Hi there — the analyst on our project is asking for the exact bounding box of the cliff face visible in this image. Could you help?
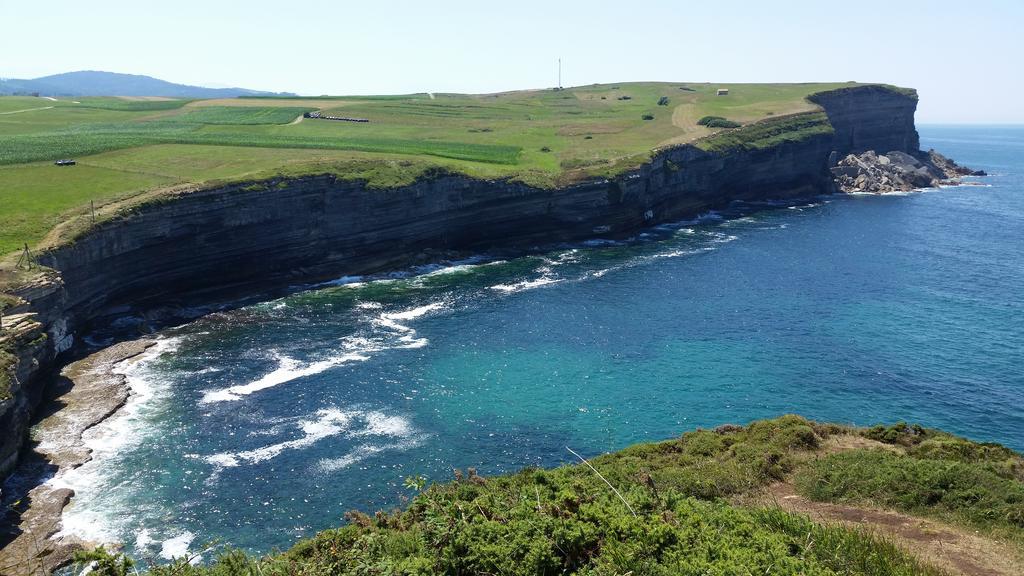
[40,136,836,329]
[0,85,921,479]
[810,85,920,156]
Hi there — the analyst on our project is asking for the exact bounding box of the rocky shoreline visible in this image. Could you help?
[0,339,155,575]
[830,149,985,194]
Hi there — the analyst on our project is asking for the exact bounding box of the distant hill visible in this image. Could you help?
[0,70,295,98]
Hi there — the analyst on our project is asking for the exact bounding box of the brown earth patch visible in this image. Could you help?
[762,483,1022,576]
[738,432,1023,576]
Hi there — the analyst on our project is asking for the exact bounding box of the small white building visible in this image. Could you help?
[716,88,730,96]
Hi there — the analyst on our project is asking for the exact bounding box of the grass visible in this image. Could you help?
[0,162,174,254]
[796,423,1024,544]
[73,416,961,576]
[0,82,909,258]
[69,98,193,112]
[696,111,833,153]
[0,348,14,400]
[166,106,314,125]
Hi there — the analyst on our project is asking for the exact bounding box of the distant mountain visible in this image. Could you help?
[0,71,295,98]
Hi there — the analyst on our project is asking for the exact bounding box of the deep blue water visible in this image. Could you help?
[55,125,1024,560]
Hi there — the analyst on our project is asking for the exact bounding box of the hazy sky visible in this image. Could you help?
[2,0,1021,122]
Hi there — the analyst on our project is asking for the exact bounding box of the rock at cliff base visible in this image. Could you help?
[831,149,984,194]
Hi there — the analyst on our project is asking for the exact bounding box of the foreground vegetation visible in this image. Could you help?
[0,82,882,256]
[798,422,1024,543]
[69,416,1023,575]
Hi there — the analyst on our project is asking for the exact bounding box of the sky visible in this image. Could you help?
[2,0,1021,123]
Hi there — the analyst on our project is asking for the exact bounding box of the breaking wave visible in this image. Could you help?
[205,408,418,468]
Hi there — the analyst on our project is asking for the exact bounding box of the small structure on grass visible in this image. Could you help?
[716,88,730,96]
[54,159,76,166]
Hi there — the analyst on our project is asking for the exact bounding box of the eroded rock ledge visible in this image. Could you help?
[0,340,155,575]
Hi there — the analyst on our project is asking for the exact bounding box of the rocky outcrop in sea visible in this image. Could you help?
[831,149,986,194]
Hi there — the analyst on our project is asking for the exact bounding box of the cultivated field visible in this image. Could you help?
[0,82,860,255]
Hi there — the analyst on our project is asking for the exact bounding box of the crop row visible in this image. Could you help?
[0,123,522,165]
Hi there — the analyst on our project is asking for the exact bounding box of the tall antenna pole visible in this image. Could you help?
[558,57,562,89]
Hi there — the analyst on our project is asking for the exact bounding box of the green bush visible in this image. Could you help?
[697,115,741,128]
[863,423,1024,481]
[120,497,940,576]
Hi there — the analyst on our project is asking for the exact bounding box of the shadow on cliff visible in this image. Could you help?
[0,373,74,548]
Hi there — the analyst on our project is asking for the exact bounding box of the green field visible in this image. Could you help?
[0,82,885,256]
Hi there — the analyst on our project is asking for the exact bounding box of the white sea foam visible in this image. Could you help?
[315,444,385,473]
[207,409,353,466]
[354,412,413,437]
[160,531,195,560]
[581,238,623,247]
[53,337,184,544]
[381,302,445,322]
[314,275,365,288]
[708,232,739,244]
[206,409,417,469]
[489,276,562,293]
[200,352,369,403]
[647,248,701,259]
[202,301,446,403]
[135,528,156,550]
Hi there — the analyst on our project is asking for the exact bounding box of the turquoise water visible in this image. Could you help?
[55,126,1024,560]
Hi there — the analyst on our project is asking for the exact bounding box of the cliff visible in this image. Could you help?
[0,85,922,481]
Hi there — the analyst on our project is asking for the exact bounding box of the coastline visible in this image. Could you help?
[1,175,991,573]
[0,339,155,575]
[0,85,974,572]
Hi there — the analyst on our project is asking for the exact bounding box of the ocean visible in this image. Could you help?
[47,125,1024,561]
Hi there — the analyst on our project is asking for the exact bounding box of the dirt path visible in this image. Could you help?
[743,435,1023,576]
[764,483,1021,576]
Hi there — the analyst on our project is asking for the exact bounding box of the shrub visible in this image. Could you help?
[697,111,833,153]
[697,115,741,128]
[641,114,654,121]
[540,146,551,152]
[657,96,670,106]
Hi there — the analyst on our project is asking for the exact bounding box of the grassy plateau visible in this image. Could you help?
[0,82,884,256]
[62,415,1022,576]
